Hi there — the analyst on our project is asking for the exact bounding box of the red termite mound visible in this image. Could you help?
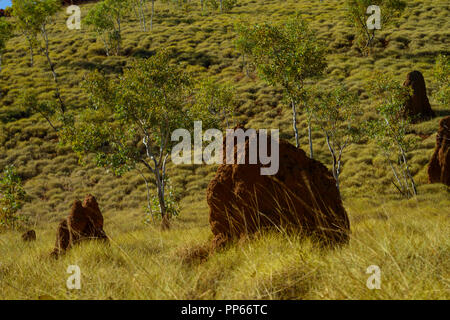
[51,194,107,257]
[206,130,350,249]
[428,116,450,186]
[403,70,435,121]
[22,230,36,242]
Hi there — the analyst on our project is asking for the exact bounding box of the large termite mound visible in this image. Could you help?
[207,130,350,249]
[428,116,450,186]
[403,70,435,121]
[51,194,107,257]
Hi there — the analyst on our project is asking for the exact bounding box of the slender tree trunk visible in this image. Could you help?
[325,133,340,194]
[0,54,2,73]
[400,147,417,196]
[155,170,169,230]
[139,170,154,222]
[41,26,65,114]
[116,17,121,55]
[140,0,147,32]
[291,100,299,148]
[25,36,34,67]
[101,35,110,56]
[242,54,249,77]
[151,0,155,31]
[142,135,170,230]
[307,115,314,158]
[219,0,223,12]
[23,26,35,67]
[388,158,405,194]
[133,3,139,26]
[39,111,58,132]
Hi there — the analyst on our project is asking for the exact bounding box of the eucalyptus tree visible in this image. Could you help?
[60,51,217,229]
[85,0,129,55]
[11,0,65,113]
[346,0,406,55]
[366,72,418,197]
[11,0,38,67]
[310,86,361,194]
[235,15,327,157]
[0,165,26,229]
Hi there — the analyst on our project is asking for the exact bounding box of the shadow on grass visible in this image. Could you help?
[70,60,124,74]
[435,109,450,118]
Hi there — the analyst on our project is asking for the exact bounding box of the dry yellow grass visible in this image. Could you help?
[0,193,448,300]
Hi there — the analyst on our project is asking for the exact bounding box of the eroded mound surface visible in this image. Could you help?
[51,194,107,257]
[403,70,435,121]
[428,116,450,186]
[207,132,350,249]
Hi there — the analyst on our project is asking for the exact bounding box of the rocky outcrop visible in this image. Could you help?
[428,116,450,186]
[207,132,350,249]
[403,70,435,121]
[51,194,107,257]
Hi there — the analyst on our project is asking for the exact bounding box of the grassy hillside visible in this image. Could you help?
[0,0,449,299]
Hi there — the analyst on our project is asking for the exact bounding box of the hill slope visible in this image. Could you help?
[0,0,449,299]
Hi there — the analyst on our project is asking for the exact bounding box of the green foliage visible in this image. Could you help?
[18,90,59,131]
[84,1,117,56]
[195,78,236,128]
[84,0,128,56]
[237,16,327,94]
[0,17,14,70]
[366,72,418,197]
[346,0,406,54]
[433,54,449,107]
[60,50,215,225]
[0,165,26,228]
[0,17,13,51]
[11,0,42,66]
[12,0,65,112]
[235,14,327,150]
[144,178,180,223]
[309,86,361,192]
[205,0,237,13]
[12,0,60,31]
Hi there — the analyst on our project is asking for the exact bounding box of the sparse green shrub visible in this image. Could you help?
[366,72,419,198]
[309,86,362,194]
[11,0,39,67]
[12,0,65,113]
[144,178,180,223]
[346,0,406,55]
[18,90,59,132]
[84,0,125,56]
[206,0,237,13]
[195,78,237,128]
[0,165,26,228]
[434,54,449,107]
